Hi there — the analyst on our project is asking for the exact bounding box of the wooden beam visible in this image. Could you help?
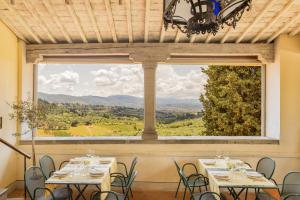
[22,0,57,43]
[84,0,102,43]
[42,0,72,43]
[125,0,133,43]
[205,34,213,43]
[0,13,28,43]
[66,3,88,43]
[235,0,277,43]
[174,29,181,43]
[144,0,151,43]
[267,12,300,43]
[220,27,232,43]
[26,43,275,64]
[159,25,165,43]
[251,0,295,43]
[104,0,118,43]
[1,0,42,44]
[289,24,300,36]
[189,35,196,43]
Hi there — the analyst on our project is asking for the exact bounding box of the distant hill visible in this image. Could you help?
[38,92,202,112]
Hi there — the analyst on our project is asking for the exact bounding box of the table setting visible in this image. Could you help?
[198,157,279,200]
[46,156,117,200]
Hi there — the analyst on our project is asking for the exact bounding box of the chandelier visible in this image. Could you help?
[163,0,252,37]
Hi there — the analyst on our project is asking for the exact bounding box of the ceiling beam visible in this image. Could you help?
[235,0,277,43]
[42,0,72,43]
[220,27,232,43]
[289,24,300,36]
[267,12,300,43]
[84,0,102,43]
[159,25,165,43]
[251,0,295,43]
[1,0,42,44]
[22,0,57,43]
[125,0,133,43]
[189,35,196,43]
[144,0,150,43]
[66,3,88,43]
[0,13,28,43]
[104,0,118,43]
[205,34,213,43]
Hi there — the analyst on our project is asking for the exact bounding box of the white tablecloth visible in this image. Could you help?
[46,156,117,200]
[198,159,279,199]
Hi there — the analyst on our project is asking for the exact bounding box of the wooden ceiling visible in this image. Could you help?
[0,0,299,44]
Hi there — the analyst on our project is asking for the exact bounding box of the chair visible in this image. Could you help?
[110,157,137,197]
[174,161,209,200]
[256,157,276,180]
[245,157,276,199]
[25,166,72,200]
[39,155,72,200]
[91,171,137,200]
[179,169,225,200]
[256,172,300,200]
[39,155,69,179]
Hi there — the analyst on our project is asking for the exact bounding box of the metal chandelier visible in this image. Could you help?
[163,0,252,37]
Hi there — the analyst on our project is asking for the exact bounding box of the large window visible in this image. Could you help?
[156,64,263,136]
[37,63,144,137]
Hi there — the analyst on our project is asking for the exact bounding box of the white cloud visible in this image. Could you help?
[156,65,208,99]
[38,70,80,92]
[91,64,144,97]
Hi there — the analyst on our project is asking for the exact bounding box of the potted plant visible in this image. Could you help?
[8,96,48,166]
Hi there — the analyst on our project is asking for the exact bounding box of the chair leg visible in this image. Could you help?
[130,187,133,198]
[175,179,181,197]
[183,186,187,200]
[245,188,248,200]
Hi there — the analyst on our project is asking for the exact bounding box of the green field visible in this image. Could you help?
[36,99,205,137]
[38,117,205,137]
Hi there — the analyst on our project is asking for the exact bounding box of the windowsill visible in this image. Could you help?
[19,136,279,145]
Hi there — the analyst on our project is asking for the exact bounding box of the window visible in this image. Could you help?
[156,64,263,136]
[37,63,144,137]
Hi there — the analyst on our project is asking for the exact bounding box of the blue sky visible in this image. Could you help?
[38,64,208,99]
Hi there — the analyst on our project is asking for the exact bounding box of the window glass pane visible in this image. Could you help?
[156,64,262,136]
[37,63,144,137]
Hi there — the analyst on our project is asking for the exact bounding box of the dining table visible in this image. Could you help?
[46,156,118,200]
[198,158,280,200]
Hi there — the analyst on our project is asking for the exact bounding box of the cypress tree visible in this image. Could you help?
[200,66,262,136]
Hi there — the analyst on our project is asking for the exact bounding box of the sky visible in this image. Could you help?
[38,63,208,100]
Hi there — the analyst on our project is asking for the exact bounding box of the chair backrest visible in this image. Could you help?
[39,155,56,179]
[25,167,46,200]
[124,171,138,198]
[128,157,138,178]
[199,192,224,200]
[174,160,181,175]
[178,169,194,195]
[281,172,300,196]
[256,157,275,179]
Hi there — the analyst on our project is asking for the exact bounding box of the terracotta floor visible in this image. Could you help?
[8,189,254,200]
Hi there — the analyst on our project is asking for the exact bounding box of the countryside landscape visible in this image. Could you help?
[37,92,204,136]
[37,64,261,137]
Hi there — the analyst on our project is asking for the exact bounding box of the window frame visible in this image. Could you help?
[19,59,276,144]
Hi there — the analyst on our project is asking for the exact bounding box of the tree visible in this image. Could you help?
[8,97,48,165]
[200,65,262,136]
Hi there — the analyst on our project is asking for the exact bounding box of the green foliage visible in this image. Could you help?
[8,97,48,130]
[200,65,262,136]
